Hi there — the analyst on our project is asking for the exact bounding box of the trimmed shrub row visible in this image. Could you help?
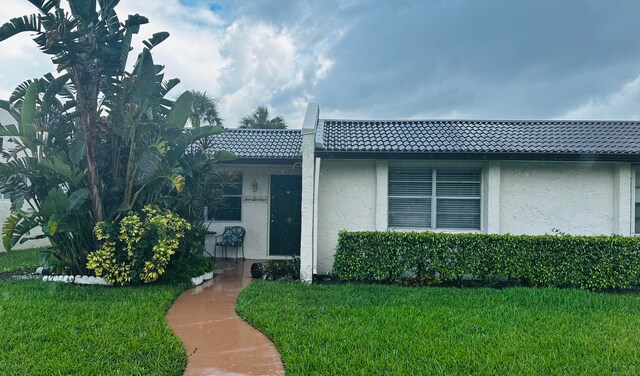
[332,231,640,290]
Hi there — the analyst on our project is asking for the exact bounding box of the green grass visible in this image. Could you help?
[0,247,46,272]
[0,280,187,375]
[237,282,640,375]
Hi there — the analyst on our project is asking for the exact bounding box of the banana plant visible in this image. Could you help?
[0,1,233,273]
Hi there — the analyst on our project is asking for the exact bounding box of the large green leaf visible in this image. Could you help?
[2,211,39,251]
[68,188,89,211]
[143,32,169,50]
[46,213,60,235]
[0,15,41,42]
[19,82,38,140]
[27,0,59,13]
[41,187,69,220]
[0,124,21,138]
[167,125,226,162]
[68,0,96,22]
[2,213,19,250]
[167,91,194,129]
[97,0,120,11]
[40,155,84,186]
[0,100,20,121]
[214,150,237,161]
[42,73,70,108]
[69,130,86,165]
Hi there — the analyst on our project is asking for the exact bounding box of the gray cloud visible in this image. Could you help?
[218,0,640,120]
[2,0,640,126]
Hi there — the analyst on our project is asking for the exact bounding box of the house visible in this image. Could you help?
[207,103,640,282]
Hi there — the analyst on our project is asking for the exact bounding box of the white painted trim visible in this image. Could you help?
[632,166,638,235]
[300,103,319,283]
[375,160,388,230]
[312,157,321,275]
[484,162,501,234]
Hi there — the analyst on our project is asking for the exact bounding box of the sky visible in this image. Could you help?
[1,0,640,128]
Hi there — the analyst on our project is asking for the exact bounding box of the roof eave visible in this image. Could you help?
[314,150,640,162]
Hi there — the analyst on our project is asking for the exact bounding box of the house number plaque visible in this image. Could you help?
[243,196,268,203]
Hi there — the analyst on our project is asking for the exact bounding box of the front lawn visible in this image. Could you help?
[0,249,188,375]
[237,282,640,375]
[0,280,186,375]
[0,247,46,273]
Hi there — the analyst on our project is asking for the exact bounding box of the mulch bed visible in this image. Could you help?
[0,268,38,281]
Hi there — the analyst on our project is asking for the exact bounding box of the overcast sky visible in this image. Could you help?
[1,0,640,128]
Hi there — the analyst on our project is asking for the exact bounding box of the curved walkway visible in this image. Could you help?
[166,260,284,376]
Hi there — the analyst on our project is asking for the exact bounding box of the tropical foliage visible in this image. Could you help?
[239,105,287,129]
[0,0,231,274]
[87,206,190,285]
[188,90,222,128]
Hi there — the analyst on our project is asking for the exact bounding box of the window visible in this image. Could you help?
[210,173,242,221]
[0,193,8,201]
[388,168,481,230]
[635,171,640,234]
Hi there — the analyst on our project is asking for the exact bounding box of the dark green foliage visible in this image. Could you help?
[158,255,215,284]
[333,231,640,290]
[237,282,640,375]
[175,223,207,258]
[239,105,287,129]
[265,257,300,280]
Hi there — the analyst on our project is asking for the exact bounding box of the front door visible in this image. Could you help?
[269,175,302,256]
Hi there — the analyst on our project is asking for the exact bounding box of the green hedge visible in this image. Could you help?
[332,231,640,290]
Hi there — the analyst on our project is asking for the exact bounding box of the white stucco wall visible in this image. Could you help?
[312,159,635,275]
[499,161,623,235]
[316,160,377,274]
[205,164,302,260]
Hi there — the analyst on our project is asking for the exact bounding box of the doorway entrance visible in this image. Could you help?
[269,175,302,256]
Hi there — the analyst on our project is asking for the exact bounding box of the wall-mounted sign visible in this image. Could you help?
[243,196,268,203]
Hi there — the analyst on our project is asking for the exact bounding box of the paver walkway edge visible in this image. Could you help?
[166,260,284,376]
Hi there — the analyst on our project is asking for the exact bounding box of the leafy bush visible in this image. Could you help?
[158,255,215,284]
[175,224,207,258]
[332,231,640,290]
[86,206,190,285]
[265,257,300,280]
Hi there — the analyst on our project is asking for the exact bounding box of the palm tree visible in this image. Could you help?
[189,90,222,127]
[239,106,287,129]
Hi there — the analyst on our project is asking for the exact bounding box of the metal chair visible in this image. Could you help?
[215,226,245,260]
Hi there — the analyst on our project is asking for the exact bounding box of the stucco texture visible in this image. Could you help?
[316,160,377,274]
[499,162,618,235]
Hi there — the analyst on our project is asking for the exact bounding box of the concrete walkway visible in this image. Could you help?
[166,260,284,376]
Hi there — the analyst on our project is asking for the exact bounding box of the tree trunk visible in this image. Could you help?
[75,68,104,224]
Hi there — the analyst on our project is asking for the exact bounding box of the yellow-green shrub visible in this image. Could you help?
[87,206,190,285]
[332,231,640,290]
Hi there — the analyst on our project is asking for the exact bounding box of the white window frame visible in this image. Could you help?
[388,167,483,231]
